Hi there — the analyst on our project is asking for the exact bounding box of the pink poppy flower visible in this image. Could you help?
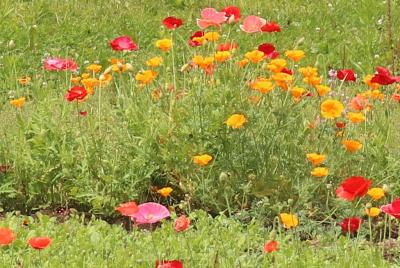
[240,15,266,33]
[197,8,226,29]
[155,260,183,268]
[221,6,241,23]
[261,22,281,32]
[381,198,400,219]
[257,43,279,59]
[349,95,369,111]
[44,58,78,71]
[109,36,138,51]
[131,202,170,224]
[163,17,183,30]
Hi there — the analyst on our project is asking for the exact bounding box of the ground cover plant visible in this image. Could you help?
[1,0,400,267]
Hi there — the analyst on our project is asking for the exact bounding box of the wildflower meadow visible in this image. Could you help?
[1,0,400,267]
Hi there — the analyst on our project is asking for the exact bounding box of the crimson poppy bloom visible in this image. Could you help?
[155,260,183,268]
[337,69,356,81]
[257,43,279,59]
[28,237,52,250]
[281,68,293,75]
[115,202,139,217]
[109,36,138,51]
[79,111,88,116]
[370,66,400,85]
[0,228,16,246]
[65,86,88,102]
[336,121,346,129]
[44,58,78,71]
[336,176,371,201]
[264,240,278,253]
[261,22,281,32]
[221,6,241,23]
[381,198,400,219]
[188,31,204,47]
[217,42,238,51]
[162,17,183,30]
[174,215,190,232]
[340,217,362,234]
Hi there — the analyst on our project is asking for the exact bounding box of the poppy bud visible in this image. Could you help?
[269,230,277,240]
[377,221,384,228]
[8,40,15,49]
[365,203,372,209]
[326,183,332,189]
[103,66,113,75]
[227,15,235,24]
[248,174,256,181]
[125,63,133,71]
[287,199,294,205]
[219,172,229,183]
[383,184,390,193]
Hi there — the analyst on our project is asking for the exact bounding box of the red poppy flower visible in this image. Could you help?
[340,217,362,234]
[381,198,400,219]
[79,111,88,116]
[27,237,52,250]
[336,121,346,129]
[257,43,279,59]
[115,201,139,217]
[305,91,313,97]
[370,66,400,85]
[174,215,190,232]
[188,31,204,47]
[155,260,183,268]
[217,42,238,51]
[0,228,16,246]
[281,68,293,75]
[221,6,241,23]
[0,165,11,173]
[162,17,183,30]
[44,58,78,71]
[336,176,371,201]
[65,86,88,102]
[264,240,278,253]
[337,69,356,81]
[109,36,138,51]
[392,93,400,102]
[261,22,281,32]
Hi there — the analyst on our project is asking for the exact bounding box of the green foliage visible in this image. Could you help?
[0,212,393,267]
[0,0,400,219]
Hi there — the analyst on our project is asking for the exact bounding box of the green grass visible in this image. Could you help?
[0,212,395,267]
[1,0,400,266]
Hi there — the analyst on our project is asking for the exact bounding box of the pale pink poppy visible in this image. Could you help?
[44,58,78,71]
[197,8,226,29]
[240,15,266,33]
[131,202,170,224]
